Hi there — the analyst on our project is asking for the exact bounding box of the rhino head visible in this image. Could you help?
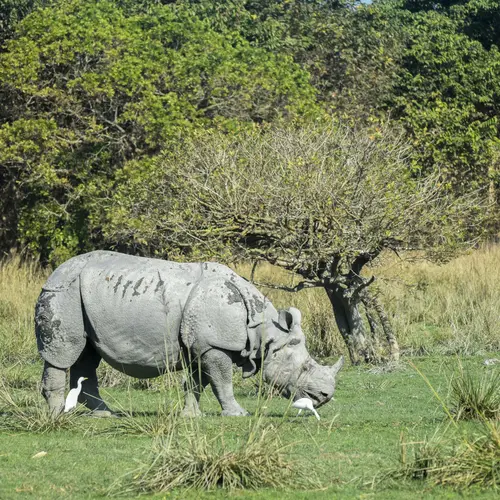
[262,307,344,408]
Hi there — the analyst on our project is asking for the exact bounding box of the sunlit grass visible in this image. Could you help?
[393,360,500,490]
[111,415,317,495]
[0,378,87,434]
[449,365,500,421]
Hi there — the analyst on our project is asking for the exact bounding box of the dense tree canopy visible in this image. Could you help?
[0,0,317,262]
[379,0,500,194]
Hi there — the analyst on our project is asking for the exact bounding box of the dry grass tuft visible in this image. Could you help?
[112,417,315,495]
[0,378,84,433]
[449,365,500,421]
[393,360,500,490]
[95,407,179,437]
[398,421,500,490]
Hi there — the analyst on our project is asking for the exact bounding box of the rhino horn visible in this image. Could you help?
[330,355,345,378]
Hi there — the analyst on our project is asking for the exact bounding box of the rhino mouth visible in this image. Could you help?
[295,390,330,409]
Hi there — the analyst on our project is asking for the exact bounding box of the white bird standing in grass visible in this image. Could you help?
[292,397,320,420]
[64,377,88,413]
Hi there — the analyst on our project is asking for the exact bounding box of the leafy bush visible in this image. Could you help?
[0,0,318,263]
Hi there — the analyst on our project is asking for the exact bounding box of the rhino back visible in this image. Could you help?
[80,255,202,377]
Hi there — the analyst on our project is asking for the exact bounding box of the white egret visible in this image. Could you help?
[292,397,320,420]
[64,377,88,413]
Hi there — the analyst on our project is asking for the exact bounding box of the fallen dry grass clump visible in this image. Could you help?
[112,417,315,495]
[398,421,500,490]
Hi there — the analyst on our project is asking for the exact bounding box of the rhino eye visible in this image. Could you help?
[288,338,300,346]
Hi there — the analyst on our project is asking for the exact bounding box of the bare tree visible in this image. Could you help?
[104,122,485,364]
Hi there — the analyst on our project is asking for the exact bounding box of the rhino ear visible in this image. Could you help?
[279,307,302,331]
[288,307,302,328]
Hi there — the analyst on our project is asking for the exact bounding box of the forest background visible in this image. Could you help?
[1,0,499,363]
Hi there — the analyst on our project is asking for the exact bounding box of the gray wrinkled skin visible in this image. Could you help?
[35,251,343,416]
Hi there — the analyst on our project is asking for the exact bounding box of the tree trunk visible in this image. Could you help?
[324,283,400,365]
[362,290,400,362]
[325,285,378,364]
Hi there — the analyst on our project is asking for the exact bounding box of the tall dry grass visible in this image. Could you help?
[376,245,500,355]
[0,246,499,367]
[236,245,500,358]
[0,252,47,365]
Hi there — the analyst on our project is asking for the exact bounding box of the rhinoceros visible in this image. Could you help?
[35,251,344,416]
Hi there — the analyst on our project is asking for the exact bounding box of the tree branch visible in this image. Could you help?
[251,280,323,292]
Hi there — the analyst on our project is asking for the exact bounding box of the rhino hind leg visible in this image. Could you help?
[181,363,209,417]
[202,349,249,417]
[41,361,66,417]
[70,342,111,413]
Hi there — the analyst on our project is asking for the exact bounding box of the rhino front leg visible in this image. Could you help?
[41,361,66,417]
[202,349,249,416]
[70,343,111,414]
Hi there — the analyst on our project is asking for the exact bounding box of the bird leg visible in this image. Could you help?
[41,361,66,417]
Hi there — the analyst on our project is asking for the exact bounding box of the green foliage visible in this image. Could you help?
[0,0,48,46]
[185,1,402,123]
[381,0,500,192]
[0,0,498,264]
[0,0,317,263]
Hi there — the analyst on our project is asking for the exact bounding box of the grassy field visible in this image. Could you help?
[0,248,499,498]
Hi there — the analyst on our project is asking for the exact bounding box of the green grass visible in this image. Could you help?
[0,357,499,498]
